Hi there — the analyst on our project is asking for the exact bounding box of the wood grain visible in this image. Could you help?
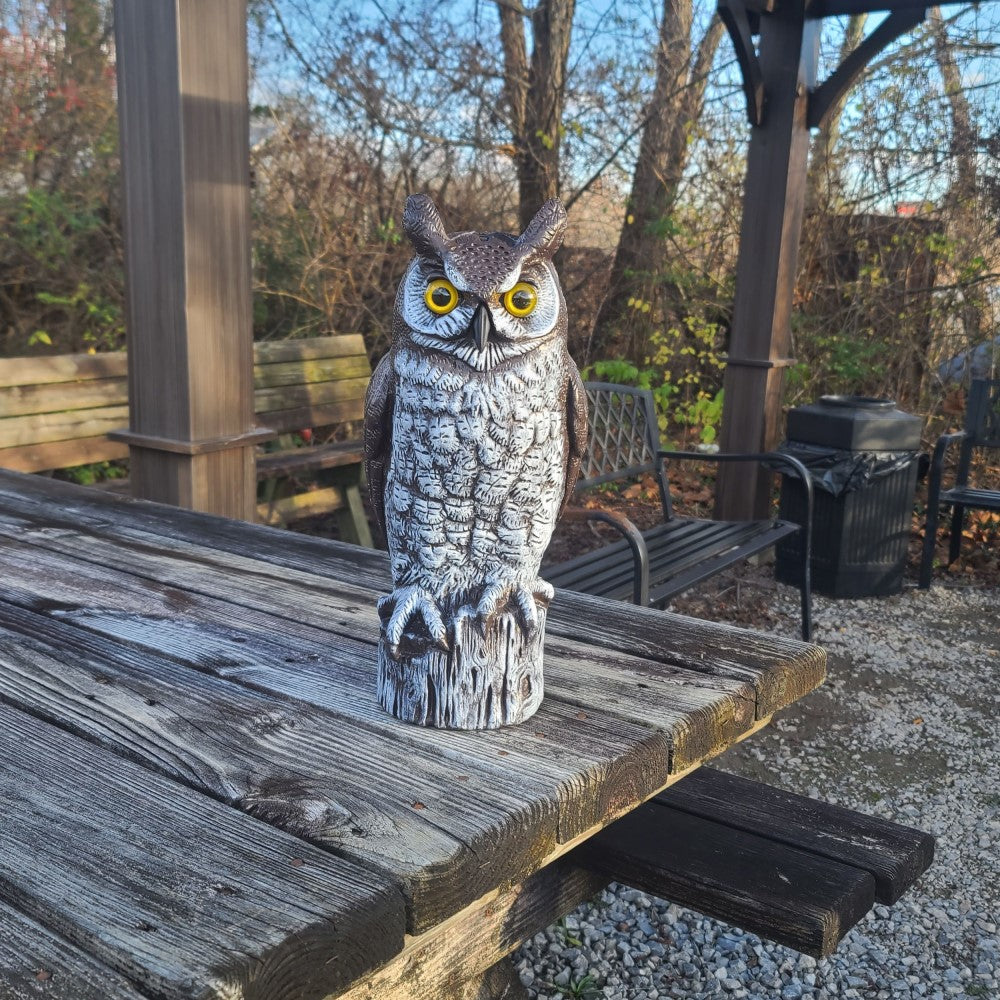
[115,0,257,517]
[0,501,752,772]
[0,902,152,1000]
[0,702,405,1000]
[580,797,875,958]
[0,435,129,474]
[0,470,823,717]
[254,355,371,391]
[0,597,563,932]
[0,473,823,718]
[656,767,935,904]
[717,1,816,519]
[0,405,129,448]
[257,485,346,525]
[336,860,607,1000]
[254,335,367,364]
[0,530,671,846]
[0,350,127,389]
[0,376,128,419]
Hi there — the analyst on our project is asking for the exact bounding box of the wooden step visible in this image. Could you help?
[579,768,934,957]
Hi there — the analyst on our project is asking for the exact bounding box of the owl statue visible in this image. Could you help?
[364,194,587,729]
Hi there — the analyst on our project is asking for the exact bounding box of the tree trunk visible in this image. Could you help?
[497,0,576,231]
[929,7,984,350]
[804,14,867,214]
[589,4,723,362]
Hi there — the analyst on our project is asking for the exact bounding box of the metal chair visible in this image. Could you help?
[920,378,1000,588]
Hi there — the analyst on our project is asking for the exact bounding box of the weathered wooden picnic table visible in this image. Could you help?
[0,470,827,1000]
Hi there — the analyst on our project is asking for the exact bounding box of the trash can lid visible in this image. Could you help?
[786,395,922,451]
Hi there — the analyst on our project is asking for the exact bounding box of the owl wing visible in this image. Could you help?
[560,358,589,516]
[363,350,397,543]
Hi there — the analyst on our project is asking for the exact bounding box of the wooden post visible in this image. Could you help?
[112,0,266,519]
[716,0,818,520]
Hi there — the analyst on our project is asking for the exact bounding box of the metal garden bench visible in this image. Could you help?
[920,377,1000,588]
[544,382,814,640]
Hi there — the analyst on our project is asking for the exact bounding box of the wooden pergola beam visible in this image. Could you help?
[716,0,817,519]
[716,0,997,519]
[112,0,265,520]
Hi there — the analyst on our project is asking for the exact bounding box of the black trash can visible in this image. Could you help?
[775,396,922,598]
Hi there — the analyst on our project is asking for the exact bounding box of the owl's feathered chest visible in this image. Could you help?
[385,344,568,589]
[392,344,565,447]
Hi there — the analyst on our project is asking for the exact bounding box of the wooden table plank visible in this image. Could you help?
[0,472,825,718]
[0,491,770,771]
[0,902,152,1000]
[0,597,559,933]
[0,703,405,1000]
[0,535,674,846]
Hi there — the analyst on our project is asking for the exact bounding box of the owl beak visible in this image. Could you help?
[470,302,493,354]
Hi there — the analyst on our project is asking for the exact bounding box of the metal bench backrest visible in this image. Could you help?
[578,382,671,517]
[957,378,1000,486]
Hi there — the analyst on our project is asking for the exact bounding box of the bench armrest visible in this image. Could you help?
[561,506,650,605]
[926,430,966,502]
[656,448,813,530]
[657,449,814,639]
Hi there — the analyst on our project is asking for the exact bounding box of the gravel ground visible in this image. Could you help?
[517,582,1000,1000]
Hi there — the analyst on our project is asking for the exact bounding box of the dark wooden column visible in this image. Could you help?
[716,0,818,520]
[113,0,266,520]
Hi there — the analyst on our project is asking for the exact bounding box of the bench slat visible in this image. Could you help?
[0,352,127,389]
[0,436,130,474]
[257,400,366,436]
[258,485,347,524]
[257,441,365,480]
[655,768,935,905]
[0,405,130,450]
[647,521,799,604]
[253,335,367,364]
[0,376,129,418]
[580,796,876,958]
[253,355,371,390]
[546,519,793,604]
[253,376,370,421]
[940,486,1000,511]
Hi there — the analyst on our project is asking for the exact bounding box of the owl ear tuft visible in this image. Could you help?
[516,199,568,261]
[403,194,450,259]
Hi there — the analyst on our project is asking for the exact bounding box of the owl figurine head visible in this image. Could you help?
[395,194,568,372]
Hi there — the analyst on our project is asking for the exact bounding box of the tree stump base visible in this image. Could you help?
[376,610,546,729]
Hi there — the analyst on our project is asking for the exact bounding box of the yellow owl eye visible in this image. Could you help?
[502,282,537,317]
[424,278,459,315]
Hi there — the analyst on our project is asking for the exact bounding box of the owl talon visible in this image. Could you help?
[475,580,546,639]
[379,586,449,656]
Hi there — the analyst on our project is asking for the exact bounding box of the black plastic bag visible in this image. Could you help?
[771,442,920,498]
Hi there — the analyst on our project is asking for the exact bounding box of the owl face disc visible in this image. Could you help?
[399,254,563,372]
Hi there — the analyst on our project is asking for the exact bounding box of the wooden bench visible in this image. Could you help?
[0,336,373,544]
[581,766,935,958]
[544,382,815,640]
[920,377,1000,588]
